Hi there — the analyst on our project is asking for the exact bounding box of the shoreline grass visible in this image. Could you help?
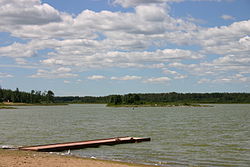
[0,102,68,110]
[0,106,16,109]
[1,102,68,106]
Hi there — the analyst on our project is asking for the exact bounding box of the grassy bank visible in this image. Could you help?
[0,102,68,109]
[0,149,154,167]
[1,102,68,106]
[0,106,16,109]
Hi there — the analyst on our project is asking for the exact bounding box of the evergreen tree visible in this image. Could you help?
[0,85,3,102]
[46,90,54,103]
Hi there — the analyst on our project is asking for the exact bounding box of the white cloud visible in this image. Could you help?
[0,72,14,78]
[186,15,206,24]
[0,42,36,58]
[239,36,250,48]
[0,0,248,87]
[0,0,62,33]
[56,67,72,73]
[30,68,78,79]
[174,74,187,79]
[0,1,198,40]
[199,21,250,54]
[144,77,171,83]
[87,75,106,80]
[15,58,28,65]
[197,78,210,84]
[221,14,235,20]
[163,20,250,81]
[112,0,182,8]
[198,74,250,84]
[64,80,70,84]
[112,0,232,8]
[170,55,250,78]
[111,75,142,81]
[163,69,187,79]
[40,48,203,71]
[163,69,178,75]
[135,4,167,22]
[0,39,60,59]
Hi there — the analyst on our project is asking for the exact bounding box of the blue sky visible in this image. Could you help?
[0,0,249,96]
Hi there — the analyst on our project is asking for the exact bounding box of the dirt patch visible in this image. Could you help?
[0,149,152,167]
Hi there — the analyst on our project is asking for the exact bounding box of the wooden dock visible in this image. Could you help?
[19,136,150,152]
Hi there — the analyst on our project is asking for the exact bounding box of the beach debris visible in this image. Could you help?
[91,156,97,159]
[1,145,17,149]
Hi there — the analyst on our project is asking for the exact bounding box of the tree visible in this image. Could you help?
[0,85,3,102]
[30,90,35,103]
[109,95,122,105]
[14,88,21,102]
[123,94,140,104]
[46,90,54,103]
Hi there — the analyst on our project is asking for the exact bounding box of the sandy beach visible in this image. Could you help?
[0,149,153,167]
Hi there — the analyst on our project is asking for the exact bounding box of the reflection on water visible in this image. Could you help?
[0,104,250,166]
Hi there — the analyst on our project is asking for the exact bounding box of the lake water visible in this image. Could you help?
[0,104,250,166]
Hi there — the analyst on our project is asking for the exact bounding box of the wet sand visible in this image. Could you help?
[0,149,153,167]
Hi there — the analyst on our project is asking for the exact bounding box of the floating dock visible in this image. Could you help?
[19,136,150,152]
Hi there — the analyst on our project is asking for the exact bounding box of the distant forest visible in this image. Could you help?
[55,92,250,104]
[1,87,250,105]
[0,87,55,103]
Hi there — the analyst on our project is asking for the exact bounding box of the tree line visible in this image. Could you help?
[55,92,250,104]
[0,87,54,103]
[2,87,249,105]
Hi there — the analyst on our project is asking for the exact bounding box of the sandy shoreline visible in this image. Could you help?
[0,149,154,167]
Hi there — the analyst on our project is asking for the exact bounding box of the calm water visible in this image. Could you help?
[0,104,250,166]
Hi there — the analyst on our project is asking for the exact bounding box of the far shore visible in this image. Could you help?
[2,102,250,110]
[106,103,213,107]
[0,149,154,167]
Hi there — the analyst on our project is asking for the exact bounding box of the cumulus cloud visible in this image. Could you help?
[112,0,231,8]
[144,77,171,83]
[163,69,187,79]
[198,74,250,84]
[0,0,62,33]
[163,20,250,82]
[111,75,142,81]
[87,75,106,80]
[0,0,249,86]
[0,72,14,78]
[64,80,71,84]
[163,69,178,75]
[0,1,198,40]
[221,14,235,20]
[30,67,78,78]
[197,21,250,54]
[39,48,203,71]
[0,39,60,59]
[112,0,182,8]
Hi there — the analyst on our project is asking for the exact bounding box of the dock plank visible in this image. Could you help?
[19,137,150,152]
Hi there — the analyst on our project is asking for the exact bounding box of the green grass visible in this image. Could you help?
[0,106,16,109]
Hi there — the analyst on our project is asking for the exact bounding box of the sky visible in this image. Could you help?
[0,0,249,96]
